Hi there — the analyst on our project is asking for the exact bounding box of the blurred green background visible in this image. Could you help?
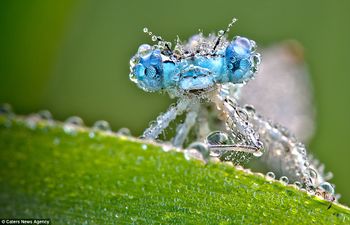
[1,0,349,204]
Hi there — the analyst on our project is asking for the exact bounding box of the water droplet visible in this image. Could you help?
[266,171,275,180]
[64,116,84,135]
[115,214,119,218]
[88,132,95,139]
[129,73,137,83]
[161,144,172,152]
[151,36,157,42]
[0,103,13,115]
[318,182,335,195]
[218,30,225,35]
[143,27,148,33]
[25,117,38,130]
[188,142,210,160]
[279,176,289,185]
[308,168,318,180]
[253,150,263,157]
[141,144,148,150]
[252,53,261,66]
[183,150,191,161]
[117,127,131,136]
[38,110,52,120]
[89,120,111,138]
[250,40,257,52]
[307,187,315,195]
[165,41,172,48]
[294,181,302,189]
[93,120,111,131]
[65,116,84,126]
[129,56,139,69]
[206,131,230,145]
[137,44,152,56]
[244,104,256,114]
[304,161,310,167]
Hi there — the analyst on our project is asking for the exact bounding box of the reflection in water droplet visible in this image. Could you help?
[253,150,263,157]
[94,120,111,131]
[253,53,261,66]
[294,181,302,189]
[161,144,172,152]
[244,104,256,114]
[38,110,53,120]
[308,168,318,184]
[89,120,112,138]
[137,44,152,56]
[25,117,38,130]
[117,127,131,136]
[183,149,192,161]
[188,142,210,160]
[319,182,335,195]
[64,116,84,135]
[307,187,315,195]
[250,40,257,52]
[206,131,230,145]
[266,171,275,180]
[279,176,289,185]
[0,103,13,115]
[65,116,84,126]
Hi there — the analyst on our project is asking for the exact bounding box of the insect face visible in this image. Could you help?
[130,19,261,95]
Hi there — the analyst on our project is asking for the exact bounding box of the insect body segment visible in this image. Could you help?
[130,36,260,94]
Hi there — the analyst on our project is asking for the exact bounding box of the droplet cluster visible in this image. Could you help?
[0,103,339,202]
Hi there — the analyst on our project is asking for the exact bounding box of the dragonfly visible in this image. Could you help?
[128,18,336,201]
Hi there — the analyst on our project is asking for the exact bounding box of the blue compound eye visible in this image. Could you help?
[225,36,258,83]
[131,48,164,92]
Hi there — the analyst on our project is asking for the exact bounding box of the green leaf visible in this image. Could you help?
[0,115,349,224]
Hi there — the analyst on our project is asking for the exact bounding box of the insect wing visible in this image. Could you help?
[239,41,315,142]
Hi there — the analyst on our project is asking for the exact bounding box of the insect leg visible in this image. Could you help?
[172,102,200,147]
[197,106,211,141]
[211,92,264,155]
[248,112,321,188]
[215,86,336,198]
[207,143,260,155]
[142,98,190,140]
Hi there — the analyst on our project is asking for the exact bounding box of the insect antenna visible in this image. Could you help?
[213,18,238,50]
[143,27,173,54]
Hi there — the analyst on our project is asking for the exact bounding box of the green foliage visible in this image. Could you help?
[0,115,349,224]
